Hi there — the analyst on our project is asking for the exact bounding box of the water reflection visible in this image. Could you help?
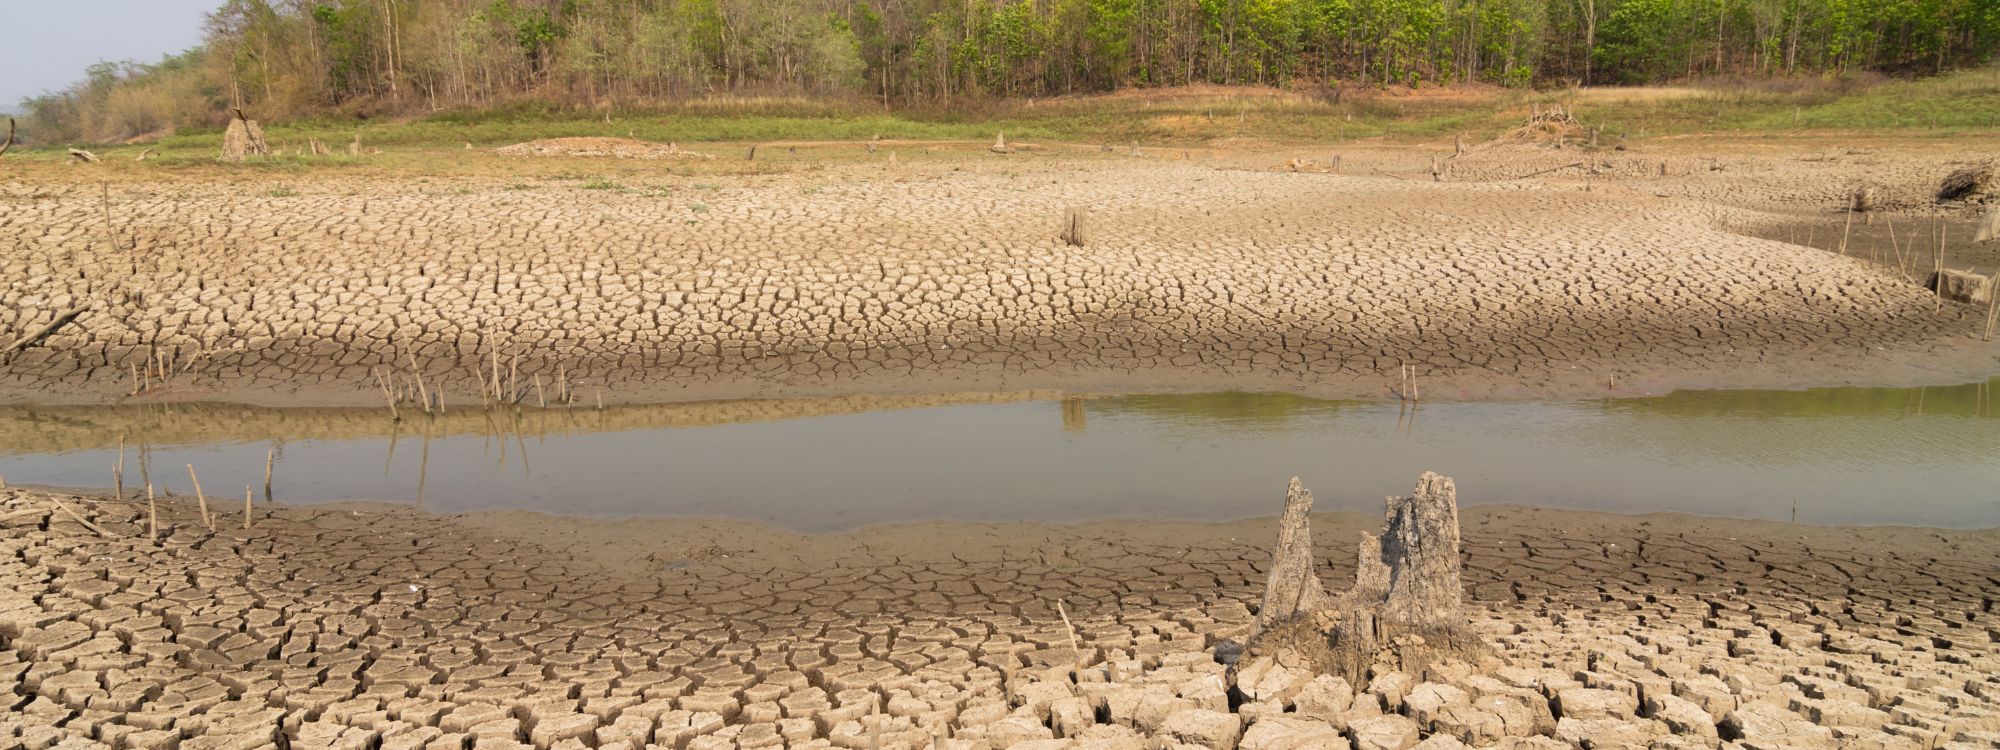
[0,378,1993,530]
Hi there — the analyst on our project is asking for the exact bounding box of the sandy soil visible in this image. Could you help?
[2,138,1997,408]
[1,486,1996,749]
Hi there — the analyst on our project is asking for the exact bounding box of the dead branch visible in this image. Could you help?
[1512,161,1587,180]
[68,148,99,163]
[47,496,109,537]
[2,306,89,358]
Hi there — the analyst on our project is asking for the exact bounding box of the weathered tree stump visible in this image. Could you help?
[1237,472,1488,686]
[1059,208,1088,247]
[221,110,270,161]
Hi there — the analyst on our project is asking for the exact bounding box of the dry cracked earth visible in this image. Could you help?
[3,140,1997,406]
[2,489,1998,750]
[3,141,2000,750]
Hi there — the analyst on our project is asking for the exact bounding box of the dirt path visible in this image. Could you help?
[2,487,1996,748]
[2,141,1996,408]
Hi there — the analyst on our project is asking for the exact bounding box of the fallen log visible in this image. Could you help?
[2,306,88,358]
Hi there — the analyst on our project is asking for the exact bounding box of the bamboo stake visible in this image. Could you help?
[244,485,253,530]
[534,374,546,408]
[187,464,212,530]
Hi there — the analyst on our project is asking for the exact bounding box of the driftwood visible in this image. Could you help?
[0,117,13,157]
[1939,161,1994,203]
[2,306,89,358]
[68,149,99,163]
[1238,472,1487,684]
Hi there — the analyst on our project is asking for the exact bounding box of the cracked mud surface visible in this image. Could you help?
[3,488,1997,749]
[4,140,1998,407]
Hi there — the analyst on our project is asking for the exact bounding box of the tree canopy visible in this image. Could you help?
[22,0,2000,142]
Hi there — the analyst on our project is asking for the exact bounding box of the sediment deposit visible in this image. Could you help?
[3,142,1996,406]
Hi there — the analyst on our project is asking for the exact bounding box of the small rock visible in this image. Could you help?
[1347,714,1419,750]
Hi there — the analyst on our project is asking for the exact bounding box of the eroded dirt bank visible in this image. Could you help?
[3,141,1998,407]
[2,487,1996,749]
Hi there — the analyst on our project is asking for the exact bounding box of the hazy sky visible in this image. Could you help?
[0,0,216,114]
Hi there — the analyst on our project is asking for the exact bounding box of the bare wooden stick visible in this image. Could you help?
[534,374,546,408]
[1839,205,1854,255]
[47,496,108,537]
[263,447,275,502]
[1512,161,1586,180]
[114,434,126,498]
[101,181,122,253]
[2,306,88,357]
[244,485,253,530]
[146,483,158,541]
[409,352,430,415]
[1055,599,1084,673]
[187,464,212,530]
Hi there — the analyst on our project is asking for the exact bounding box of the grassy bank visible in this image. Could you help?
[6,68,1996,172]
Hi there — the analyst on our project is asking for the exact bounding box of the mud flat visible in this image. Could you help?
[3,140,1999,407]
[1,484,1996,749]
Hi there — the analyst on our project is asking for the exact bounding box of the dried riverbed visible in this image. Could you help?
[2,487,1997,749]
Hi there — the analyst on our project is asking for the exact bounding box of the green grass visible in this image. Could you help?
[7,67,1994,173]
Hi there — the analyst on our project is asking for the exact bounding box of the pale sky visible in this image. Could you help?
[0,0,217,114]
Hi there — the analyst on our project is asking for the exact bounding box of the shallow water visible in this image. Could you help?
[1,380,1995,531]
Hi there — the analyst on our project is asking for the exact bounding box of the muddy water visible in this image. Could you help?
[1,380,1995,530]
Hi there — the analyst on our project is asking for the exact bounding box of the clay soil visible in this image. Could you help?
[2,487,1997,749]
[2,136,1998,408]
[3,135,2000,750]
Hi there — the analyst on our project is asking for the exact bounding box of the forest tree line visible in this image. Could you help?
[21,0,2000,143]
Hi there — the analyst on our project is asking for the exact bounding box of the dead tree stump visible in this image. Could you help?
[1254,478,1330,631]
[1059,208,1088,247]
[221,110,270,161]
[1237,472,1487,685]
